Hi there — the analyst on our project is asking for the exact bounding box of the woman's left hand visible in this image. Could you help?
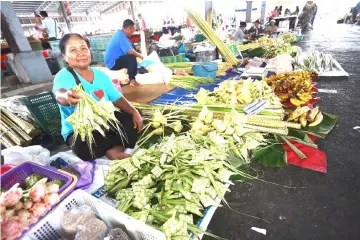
[133,111,144,132]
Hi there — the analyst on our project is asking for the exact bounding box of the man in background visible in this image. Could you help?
[105,19,144,87]
[234,22,250,42]
[39,11,63,41]
[247,20,265,39]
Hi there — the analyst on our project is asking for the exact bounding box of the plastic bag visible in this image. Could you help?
[136,68,173,85]
[62,205,108,240]
[104,228,131,240]
[70,161,96,190]
[1,145,50,165]
[138,51,161,68]
[266,54,293,73]
[94,67,129,85]
[47,150,82,165]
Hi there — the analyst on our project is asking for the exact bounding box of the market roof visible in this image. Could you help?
[11,1,122,16]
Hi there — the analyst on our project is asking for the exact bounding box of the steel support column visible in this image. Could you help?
[1,2,52,84]
[246,1,253,23]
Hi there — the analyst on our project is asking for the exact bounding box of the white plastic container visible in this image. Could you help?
[22,189,166,240]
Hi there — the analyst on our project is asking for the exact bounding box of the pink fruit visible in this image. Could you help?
[0,188,23,207]
[1,217,24,239]
[43,193,60,206]
[29,183,47,203]
[30,202,49,217]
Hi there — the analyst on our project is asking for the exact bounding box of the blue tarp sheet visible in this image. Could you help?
[151,70,242,105]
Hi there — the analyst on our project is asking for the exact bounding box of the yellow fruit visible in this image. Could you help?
[297,93,312,101]
[308,112,323,127]
[290,97,307,107]
[288,106,310,121]
[299,113,308,128]
[307,107,319,122]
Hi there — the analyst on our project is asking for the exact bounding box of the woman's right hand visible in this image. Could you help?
[65,90,82,106]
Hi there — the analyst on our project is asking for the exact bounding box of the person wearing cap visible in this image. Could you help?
[247,20,265,39]
[266,19,278,35]
[234,22,250,42]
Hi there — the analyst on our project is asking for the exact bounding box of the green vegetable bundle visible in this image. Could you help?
[66,85,126,156]
[105,133,253,239]
[279,32,297,43]
[170,75,214,90]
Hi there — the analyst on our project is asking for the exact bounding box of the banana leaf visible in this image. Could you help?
[244,47,266,57]
[252,143,287,167]
[301,112,338,138]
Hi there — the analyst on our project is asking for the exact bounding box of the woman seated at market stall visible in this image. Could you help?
[104,19,144,87]
[266,19,278,36]
[234,22,250,42]
[53,33,143,161]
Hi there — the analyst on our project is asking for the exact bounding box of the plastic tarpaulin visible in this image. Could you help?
[151,72,240,105]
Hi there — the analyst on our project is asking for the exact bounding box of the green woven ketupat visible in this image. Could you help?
[178,213,193,225]
[191,177,210,194]
[133,189,152,209]
[162,215,179,238]
[199,193,220,208]
[132,174,155,189]
[164,179,173,191]
[131,210,149,223]
[169,192,182,199]
[173,204,187,214]
[185,201,203,217]
[213,181,229,196]
[206,187,217,199]
[131,156,142,169]
[116,188,134,200]
[159,152,167,164]
[151,166,164,178]
[217,167,233,182]
[120,159,138,175]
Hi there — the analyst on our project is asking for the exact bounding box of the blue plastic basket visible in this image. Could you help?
[192,62,218,78]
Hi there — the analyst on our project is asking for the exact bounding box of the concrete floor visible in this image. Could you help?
[204,24,360,239]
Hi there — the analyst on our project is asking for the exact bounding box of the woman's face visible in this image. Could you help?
[270,22,276,27]
[63,37,91,69]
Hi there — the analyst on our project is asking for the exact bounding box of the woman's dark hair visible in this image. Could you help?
[59,33,85,54]
[39,11,48,18]
[279,6,283,11]
[123,19,135,28]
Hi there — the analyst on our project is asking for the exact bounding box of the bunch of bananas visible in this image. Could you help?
[286,106,323,127]
[266,71,315,106]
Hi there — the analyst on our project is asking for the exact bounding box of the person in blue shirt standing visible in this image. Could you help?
[53,33,143,161]
[105,19,144,86]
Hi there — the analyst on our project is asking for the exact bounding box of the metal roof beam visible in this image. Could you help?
[35,1,53,11]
